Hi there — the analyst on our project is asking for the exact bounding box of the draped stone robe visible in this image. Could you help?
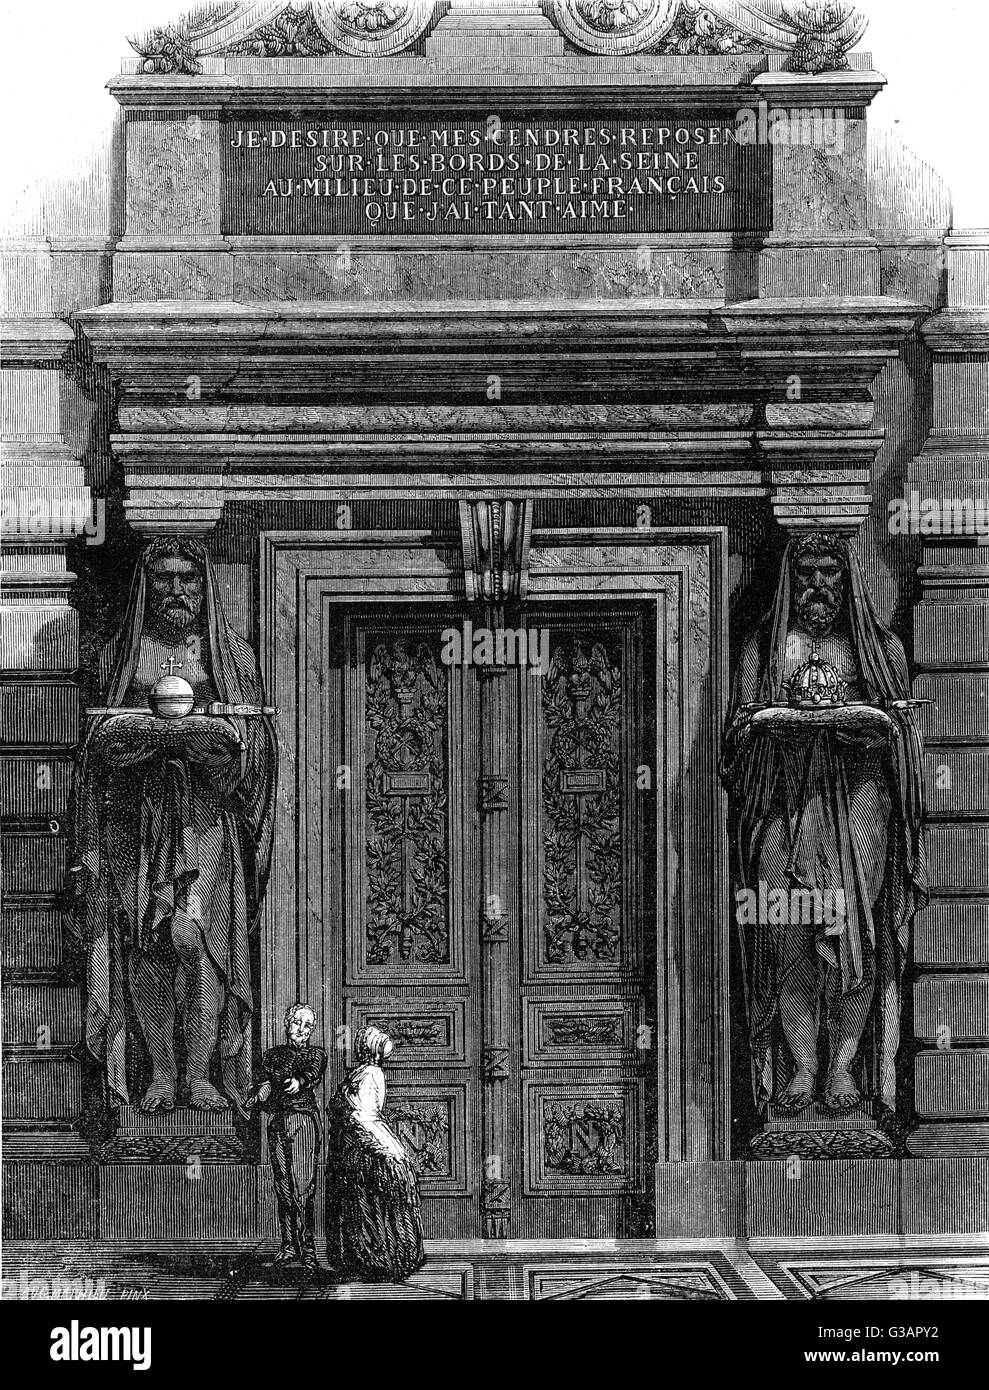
[72,546,276,1114]
[721,543,928,1115]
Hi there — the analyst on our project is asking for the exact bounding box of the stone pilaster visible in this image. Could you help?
[116,106,231,302]
[459,499,531,1236]
[476,658,517,1238]
[907,230,989,1157]
[753,68,885,298]
[428,1,564,63]
[1,321,93,1183]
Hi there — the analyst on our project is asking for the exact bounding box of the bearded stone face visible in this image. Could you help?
[147,556,204,640]
[792,549,847,637]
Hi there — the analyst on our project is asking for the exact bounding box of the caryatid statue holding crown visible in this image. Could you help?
[72,539,276,1116]
[722,533,928,1134]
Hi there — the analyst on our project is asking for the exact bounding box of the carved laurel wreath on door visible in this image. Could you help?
[541,638,623,964]
[365,639,449,965]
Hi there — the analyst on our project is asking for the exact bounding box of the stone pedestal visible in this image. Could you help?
[105,1106,246,1165]
[98,1163,276,1241]
[750,1102,901,1161]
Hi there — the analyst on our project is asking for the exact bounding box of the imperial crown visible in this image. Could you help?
[786,643,847,708]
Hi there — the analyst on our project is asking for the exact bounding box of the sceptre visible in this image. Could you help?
[85,659,277,720]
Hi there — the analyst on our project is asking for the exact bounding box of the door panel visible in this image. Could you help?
[325,603,656,1239]
[516,608,656,1235]
[345,622,472,980]
[336,613,482,1238]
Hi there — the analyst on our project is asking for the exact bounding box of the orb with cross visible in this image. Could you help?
[149,656,196,720]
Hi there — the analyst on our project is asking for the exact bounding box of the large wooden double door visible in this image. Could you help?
[322,602,657,1239]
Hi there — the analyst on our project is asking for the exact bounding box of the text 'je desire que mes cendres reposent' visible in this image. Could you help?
[225,119,771,234]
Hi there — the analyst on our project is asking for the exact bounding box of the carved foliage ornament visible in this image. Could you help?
[551,1,866,70]
[130,1,864,72]
[374,1017,445,1047]
[386,1100,451,1175]
[545,1014,623,1046]
[541,637,623,965]
[364,638,450,966]
[129,1,436,72]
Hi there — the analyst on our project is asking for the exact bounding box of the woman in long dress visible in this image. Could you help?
[326,1025,425,1281]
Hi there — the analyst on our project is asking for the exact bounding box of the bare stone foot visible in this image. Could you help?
[823,1068,861,1110]
[139,1081,176,1113]
[188,1081,230,1111]
[775,1068,817,1112]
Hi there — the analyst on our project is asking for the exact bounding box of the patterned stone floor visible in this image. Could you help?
[4,1238,988,1301]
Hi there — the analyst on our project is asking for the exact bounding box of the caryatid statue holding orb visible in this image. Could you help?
[72,538,277,1116]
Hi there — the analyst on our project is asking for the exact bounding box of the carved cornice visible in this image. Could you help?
[76,297,921,392]
[920,309,989,356]
[74,295,922,531]
[751,66,884,106]
[127,0,866,75]
[76,295,922,424]
[0,319,76,367]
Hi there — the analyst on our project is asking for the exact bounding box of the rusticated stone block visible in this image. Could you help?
[925,750,989,814]
[928,824,989,894]
[0,756,72,819]
[901,1157,989,1233]
[4,832,66,894]
[2,1053,80,1120]
[914,672,989,740]
[746,1159,899,1237]
[3,984,82,1046]
[914,900,989,968]
[2,1162,99,1241]
[653,1161,745,1238]
[914,602,989,668]
[0,606,78,672]
[914,974,989,1044]
[0,682,78,748]
[932,360,989,436]
[915,1050,989,1118]
[99,1165,277,1242]
[1,908,63,973]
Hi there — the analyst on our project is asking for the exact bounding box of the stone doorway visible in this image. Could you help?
[262,526,727,1240]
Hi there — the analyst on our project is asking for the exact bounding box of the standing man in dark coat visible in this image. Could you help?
[249,1003,327,1271]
